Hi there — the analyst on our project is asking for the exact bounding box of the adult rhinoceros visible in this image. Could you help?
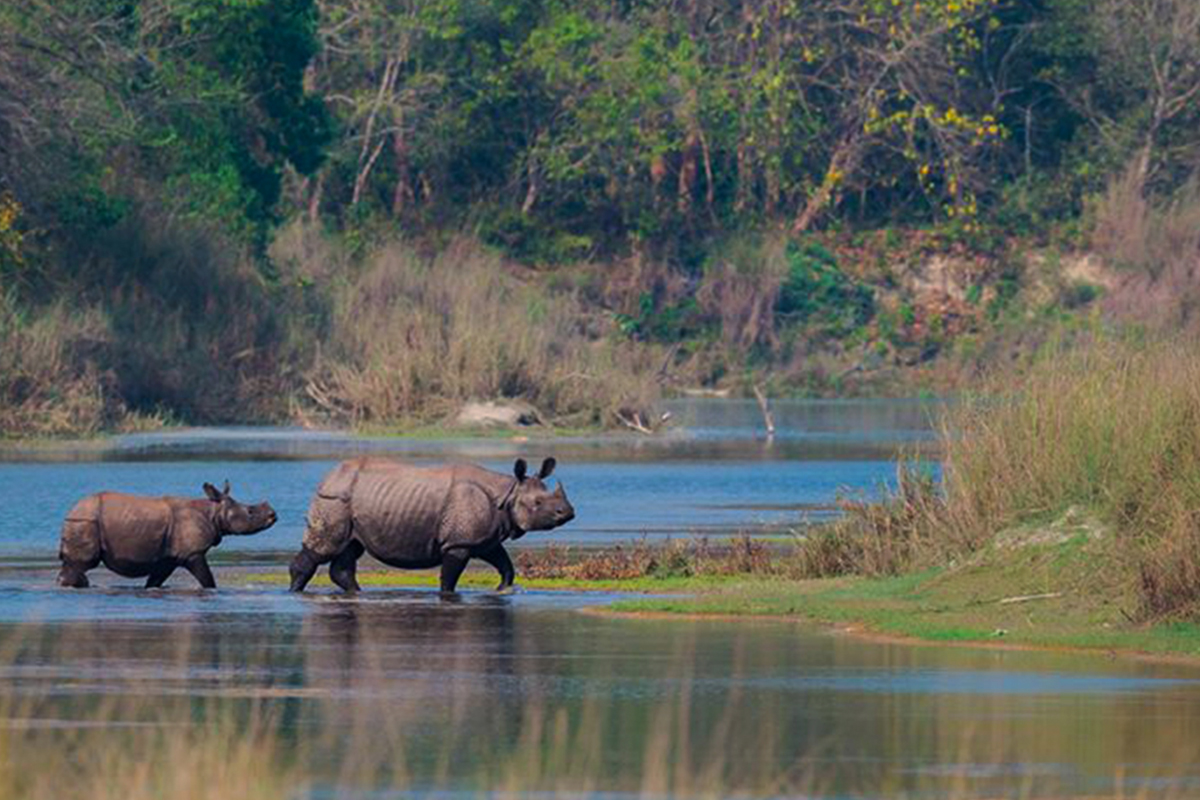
[58,481,277,589]
[288,457,574,594]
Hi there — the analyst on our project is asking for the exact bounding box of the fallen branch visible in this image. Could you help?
[752,384,776,438]
[305,380,352,416]
[656,342,682,382]
[614,410,655,435]
[997,592,1063,605]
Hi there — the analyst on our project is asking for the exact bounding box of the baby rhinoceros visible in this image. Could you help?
[58,481,277,589]
[289,456,575,594]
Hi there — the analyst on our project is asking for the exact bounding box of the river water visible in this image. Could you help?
[2,399,1198,797]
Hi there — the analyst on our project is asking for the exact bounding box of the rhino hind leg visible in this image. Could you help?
[440,548,470,594]
[58,517,101,589]
[329,540,364,593]
[289,546,325,592]
[145,561,177,589]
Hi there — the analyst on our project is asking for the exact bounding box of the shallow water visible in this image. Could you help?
[2,580,1200,798]
[0,398,940,556]
[5,399,1196,797]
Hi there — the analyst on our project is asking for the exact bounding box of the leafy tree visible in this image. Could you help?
[0,0,330,255]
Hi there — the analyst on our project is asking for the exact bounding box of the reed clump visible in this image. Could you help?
[0,292,117,437]
[516,535,776,581]
[795,465,947,578]
[943,339,1200,619]
[303,237,664,429]
[794,338,1200,622]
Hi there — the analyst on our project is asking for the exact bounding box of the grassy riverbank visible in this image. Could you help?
[630,340,1200,659]
[612,538,1200,660]
[237,339,1200,661]
[238,523,1200,661]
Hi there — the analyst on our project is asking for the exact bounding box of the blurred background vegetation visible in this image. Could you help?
[2,0,1199,435]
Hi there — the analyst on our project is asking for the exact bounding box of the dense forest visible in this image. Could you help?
[2,0,1199,436]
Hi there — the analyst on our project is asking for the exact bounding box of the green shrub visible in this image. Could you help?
[776,241,874,336]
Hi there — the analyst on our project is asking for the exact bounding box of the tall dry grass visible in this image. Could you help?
[942,339,1200,618]
[797,338,1200,620]
[0,291,117,437]
[303,237,664,428]
[796,465,949,578]
[1093,167,1200,327]
[0,629,811,800]
[3,217,666,436]
[696,234,791,351]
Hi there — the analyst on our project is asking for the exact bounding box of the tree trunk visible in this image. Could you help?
[307,171,324,223]
[390,130,413,217]
[793,139,858,234]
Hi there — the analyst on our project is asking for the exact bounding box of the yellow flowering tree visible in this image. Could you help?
[0,193,24,274]
[792,0,1005,232]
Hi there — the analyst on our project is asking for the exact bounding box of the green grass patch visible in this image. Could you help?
[610,537,1200,659]
[238,568,743,594]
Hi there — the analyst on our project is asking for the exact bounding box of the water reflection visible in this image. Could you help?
[4,589,1199,797]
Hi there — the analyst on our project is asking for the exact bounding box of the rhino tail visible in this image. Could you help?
[316,460,362,502]
[304,462,359,559]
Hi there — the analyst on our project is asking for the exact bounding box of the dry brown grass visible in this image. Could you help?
[516,535,776,581]
[0,629,808,800]
[943,339,1200,619]
[302,236,664,428]
[0,292,116,437]
[792,337,1200,622]
[1093,167,1200,327]
[794,464,948,578]
[696,234,790,351]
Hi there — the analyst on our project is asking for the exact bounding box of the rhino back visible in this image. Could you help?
[351,465,455,565]
[64,493,102,523]
[95,493,173,570]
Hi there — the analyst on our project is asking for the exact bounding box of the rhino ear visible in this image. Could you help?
[538,457,556,479]
[554,482,565,497]
[203,483,223,502]
[222,480,231,498]
[513,458,528,481]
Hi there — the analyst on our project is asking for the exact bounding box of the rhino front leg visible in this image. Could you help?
[479,544,515,592]
[440,548,470,594]
[329,541,364,593]
[145,561,177,589]
[184,555,216,589]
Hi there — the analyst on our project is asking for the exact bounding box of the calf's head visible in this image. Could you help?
[509,458,575,533]
[203,480,278,535]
